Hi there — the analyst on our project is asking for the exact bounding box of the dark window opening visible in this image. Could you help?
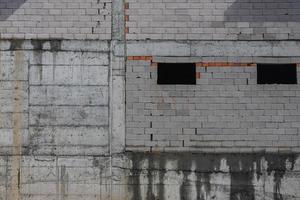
[257,64,297,84]
[157,63,196,85]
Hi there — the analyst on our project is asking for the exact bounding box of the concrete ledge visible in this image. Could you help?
[126,40,300,58]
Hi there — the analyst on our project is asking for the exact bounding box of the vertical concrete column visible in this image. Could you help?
[110,0,127,199]
[110,0,126,154]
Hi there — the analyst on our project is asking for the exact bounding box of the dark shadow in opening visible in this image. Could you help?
[224,0,300,22]
[0,0,26,21]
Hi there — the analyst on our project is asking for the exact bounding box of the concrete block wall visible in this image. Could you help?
[125,0,300,40]
[0,0,111,39]
[125,41,300,153]
[126,59,300,152]
[123,39,300,199]
[0,0,300,199]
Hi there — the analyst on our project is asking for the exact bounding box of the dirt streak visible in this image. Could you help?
[10,50,23,200]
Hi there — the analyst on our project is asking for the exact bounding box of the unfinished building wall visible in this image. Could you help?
[123,41,300,199]
[125,47,300,152]
[0,0,129,198]
[0,0,300,200]
[125,0,300,40]
[123,0,300,199]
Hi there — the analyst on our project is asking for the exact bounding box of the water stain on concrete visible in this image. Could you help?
[179,157,192,200]
[157,156,166,200]
[61,165,69,200]
[49,40,61,52]
[30,40,61,82]
[127,153,298,200]
[31,40,44,81]
[9,40,23,51]
[128,153,143,200]
[50,40,61,82]
[265,154,297,200]
[226,154,262,200]
[146,154,155,200]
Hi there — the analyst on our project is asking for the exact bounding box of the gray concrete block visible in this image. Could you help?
[28,126,109,155]
[29,65,109,86]
[30,106,108,126]
[29,86,108,106]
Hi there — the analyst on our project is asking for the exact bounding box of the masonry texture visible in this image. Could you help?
[125,0,300,40]
[126,61,300,151]
[0,40,111,199]
[0,0,300,200]
[0,0,111,39]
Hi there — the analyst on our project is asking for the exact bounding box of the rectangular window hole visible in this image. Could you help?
[257,64,297,84]
[157,63,196,85]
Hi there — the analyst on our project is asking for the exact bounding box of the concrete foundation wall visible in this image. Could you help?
[0,152,299,200]
[120,153,300,200]
[0,40,110,156]
[0,39,114,199]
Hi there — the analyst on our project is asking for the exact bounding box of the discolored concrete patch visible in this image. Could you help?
[124,152,299,200]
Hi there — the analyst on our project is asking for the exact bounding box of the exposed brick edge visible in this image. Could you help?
[125,15,129,22]
[124,3,129,35]
[128,57,255,67]
[127,57,300,68]
[196,62,256,67]
[124,2,129,9]
[127,56,153,61]
[125,27,129,34]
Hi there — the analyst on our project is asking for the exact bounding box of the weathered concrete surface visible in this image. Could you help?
[0,39,111,157]
[0,155,111,200]
[110,0,126,154]
[0,39,113,200]
[1,38,300,200]
[126,40,300,60]
[117,153,300,200]
[0,152,299,200]
[0,0,298,198]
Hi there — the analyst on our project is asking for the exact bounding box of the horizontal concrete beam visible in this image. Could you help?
[0,40,110,52]
[126,40,300,58]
